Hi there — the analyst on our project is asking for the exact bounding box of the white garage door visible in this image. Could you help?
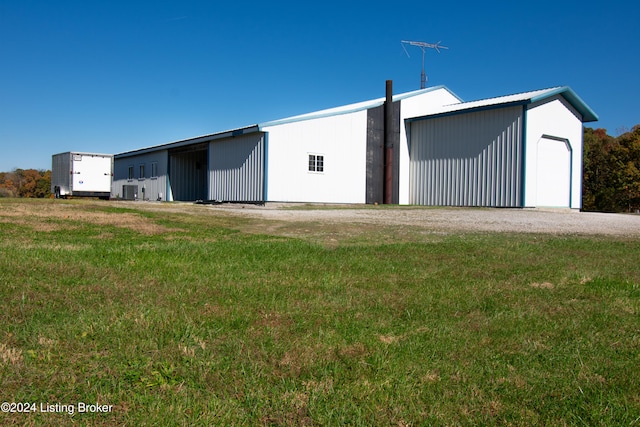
[536,137,571,207]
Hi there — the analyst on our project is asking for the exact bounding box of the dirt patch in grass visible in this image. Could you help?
[0,343,23,365]
[278,343,330,377]
[378,334,399,344]
[0,202,175,235]
[530,282,555,289]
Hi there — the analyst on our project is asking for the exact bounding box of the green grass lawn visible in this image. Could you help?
[0,198,638,426]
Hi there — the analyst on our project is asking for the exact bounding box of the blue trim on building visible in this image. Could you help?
[263,132,269,202]
[568,139,573,208]
[520,105,527,207]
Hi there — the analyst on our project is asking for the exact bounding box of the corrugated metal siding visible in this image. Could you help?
[366,105,385,204]
[137,175,165,201]
[209,133,264,202]
[112,150,168,201]
[51,153,71,194]
[409,106,523,206]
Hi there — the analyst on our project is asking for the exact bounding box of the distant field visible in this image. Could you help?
[0,198,638,426]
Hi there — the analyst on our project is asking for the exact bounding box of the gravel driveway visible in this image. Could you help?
[206,204,640,237]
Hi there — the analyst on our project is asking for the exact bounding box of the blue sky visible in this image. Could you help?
[1,0,638,172]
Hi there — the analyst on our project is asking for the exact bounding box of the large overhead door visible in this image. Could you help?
[409,106,524,206]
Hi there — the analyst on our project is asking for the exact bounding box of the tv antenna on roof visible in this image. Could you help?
[401,40,448,89]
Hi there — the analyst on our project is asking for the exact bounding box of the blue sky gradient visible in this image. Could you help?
[1,0,638,171]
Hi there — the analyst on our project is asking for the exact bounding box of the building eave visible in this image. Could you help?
[406,86,598,124]
[114,125,261,159]
[530,86,599,122]
[259,85,461,128]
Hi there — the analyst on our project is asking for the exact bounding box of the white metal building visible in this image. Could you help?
[407,87,598,208]
[112,84,597,208]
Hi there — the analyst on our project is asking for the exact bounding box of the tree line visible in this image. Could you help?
[583,125,640,212]
[0,169,51,198]
[1,125,640,211]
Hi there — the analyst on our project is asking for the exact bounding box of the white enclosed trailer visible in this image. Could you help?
[51,152,113,199]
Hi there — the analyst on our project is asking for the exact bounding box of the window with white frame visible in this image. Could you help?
[308,154,324,173]
[151,162,158,178]
[128,166,134,180]
[139,164,145,180]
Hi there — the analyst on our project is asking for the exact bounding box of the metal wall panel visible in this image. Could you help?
[524,97,584,208]
[113,150,168,201]
[51,153,72,195]
[261,110,368,204]
[366,105,384,204]
[409,106,523,206]
[366,101,400,204]
[208,133,264,202]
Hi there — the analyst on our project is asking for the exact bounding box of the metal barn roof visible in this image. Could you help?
[412,86,598,122]
[115,85,597,159]
[258,86,463,127]
[115,86,462,157]
[114,125,260,159]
